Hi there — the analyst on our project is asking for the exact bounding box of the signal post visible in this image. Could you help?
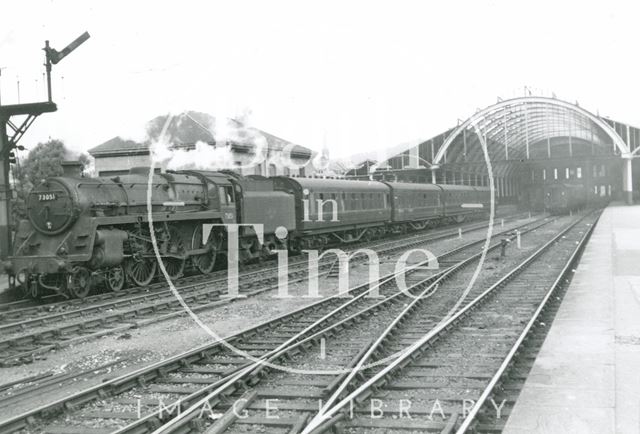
[0,33,89,260]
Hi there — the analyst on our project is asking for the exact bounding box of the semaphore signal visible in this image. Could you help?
[0,32,90,259]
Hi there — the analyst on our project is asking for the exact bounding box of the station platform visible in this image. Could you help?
[504,204,640,433]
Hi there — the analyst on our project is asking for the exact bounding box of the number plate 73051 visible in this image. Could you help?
[38,193,57,201]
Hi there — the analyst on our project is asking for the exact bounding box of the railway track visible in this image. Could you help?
[297,210,599,433]
[0,214,551,433]
[148,212,574,434]
[0,215,532,366]
[467,267,573,433]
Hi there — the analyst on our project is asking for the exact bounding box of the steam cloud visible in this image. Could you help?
[152,140,237,171]
[150,114,268,172]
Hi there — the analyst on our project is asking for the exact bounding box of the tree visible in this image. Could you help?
[11,139,90,224]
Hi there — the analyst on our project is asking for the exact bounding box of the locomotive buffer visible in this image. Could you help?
[0,32,89,260]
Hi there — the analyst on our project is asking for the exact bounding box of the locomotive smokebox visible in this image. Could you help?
[61,161,84,177]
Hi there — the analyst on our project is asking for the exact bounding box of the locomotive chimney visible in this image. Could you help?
[61,160,83,177]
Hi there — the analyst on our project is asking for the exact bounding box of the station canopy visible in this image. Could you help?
[432,97,630,177]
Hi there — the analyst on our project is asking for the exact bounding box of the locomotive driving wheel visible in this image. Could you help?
[105,265,126,292]
[68,266,92,299]
[191,225,219,274]
[125,228,157,287]
[125,256,157,287]
[161,226,186,280]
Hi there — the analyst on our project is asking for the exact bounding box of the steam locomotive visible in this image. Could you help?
[4,168,490,299]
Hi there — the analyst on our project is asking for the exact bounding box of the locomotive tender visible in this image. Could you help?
[4,168,490,299]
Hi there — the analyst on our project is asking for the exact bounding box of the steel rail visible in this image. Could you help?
[302,212,597,433]
[454,212,600,433]
[0,274,383,433]
[150,217,557,434]
[0,215,540,433]
[113,233,501,434]
[0,223,481,433]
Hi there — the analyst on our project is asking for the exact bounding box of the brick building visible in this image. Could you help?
[89,112,315,177]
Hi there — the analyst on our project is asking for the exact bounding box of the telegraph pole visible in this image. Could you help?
[0,32,89,260]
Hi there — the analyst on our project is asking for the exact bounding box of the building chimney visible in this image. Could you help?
[61,160,84,177]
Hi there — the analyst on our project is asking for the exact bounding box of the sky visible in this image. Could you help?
[1,0,639,161]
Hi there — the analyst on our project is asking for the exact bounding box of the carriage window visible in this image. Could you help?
[553,168,558,180]
[577,167,582,179]
[608,185,612,196]
[218,187,227,205]
[309,193,316,213]
[542,169,546,180]
[328,193,336,210]
[565,168,570,179]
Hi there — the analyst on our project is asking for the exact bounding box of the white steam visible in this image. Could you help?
[152,140,236,171]
[149,114,267,171]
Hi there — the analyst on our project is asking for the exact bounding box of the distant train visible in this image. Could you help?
[544,183,588,214]
[4,168,490,299]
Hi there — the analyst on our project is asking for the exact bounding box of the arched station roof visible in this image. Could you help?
[432,97,630,177]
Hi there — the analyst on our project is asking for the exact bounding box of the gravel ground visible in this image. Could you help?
[0,215,537,421]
